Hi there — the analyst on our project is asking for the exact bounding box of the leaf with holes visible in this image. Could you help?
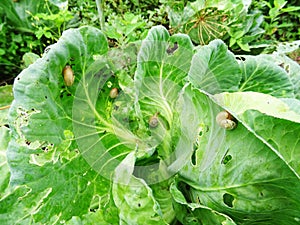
[2,26,124,224]
[134,25,194,170]
[112,152,168,224]
[3,24,300,225]
[174,87,300,225]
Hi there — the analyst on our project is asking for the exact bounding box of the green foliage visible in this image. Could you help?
[165,0,266,51]
[105,12,148,46]
[0,0,73,83]
[1,0,300,85]
[0,1,299,223]
[252,0,300,43]
[0,0,45,30]
[29,9,73,41]
[1,25,300,224]
[68,0,100,27]
[0,18,41,84]
[164,0,300,53]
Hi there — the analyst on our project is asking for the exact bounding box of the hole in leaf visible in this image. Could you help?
[223,193,234,208]
[236,56,246,61]
[166,42,178,54]
[205,126,209,132]
[151,213,159,218]
[221,154,232,165]
[221,149,232,165]
[285,65,290,73]
[137,203,141,207]
[196,196,202,204]
[191,149,196,165]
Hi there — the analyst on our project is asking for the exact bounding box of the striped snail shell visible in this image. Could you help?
[216,111,237,130]
[62,65,75,86]
[149,112,159,128]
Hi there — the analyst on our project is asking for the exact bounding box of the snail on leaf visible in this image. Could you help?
[149,112,159,128]
[109,87,119,99]
[62,65,75,86]
[216,111,237,130]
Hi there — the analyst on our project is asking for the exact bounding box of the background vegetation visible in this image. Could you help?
[0,0,299,86]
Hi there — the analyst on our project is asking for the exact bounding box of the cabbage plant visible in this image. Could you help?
[1,25,300,225]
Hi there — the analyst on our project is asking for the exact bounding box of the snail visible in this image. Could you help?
[109,88,119,99]
[62,65,75,86]
[216,111,237,130]
[149,112,159,128]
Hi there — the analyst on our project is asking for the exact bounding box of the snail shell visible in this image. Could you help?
[62,65,74,86]
[149,113,159,128]
[109,88,119,99]
[216,111,237,130]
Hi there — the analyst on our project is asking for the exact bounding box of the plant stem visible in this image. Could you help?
[0,105,10,110]
[95,0,105,31]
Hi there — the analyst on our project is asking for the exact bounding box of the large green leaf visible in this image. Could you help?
[133,25,194,181]
[238,56,294,97]
[214,92,300,122]
[0,139,112,224]
[177,88,300,224]
[9,26,108,144]
[150,179,176,224]
[214,91,300,178]
[70,57,139,180]
[170,181,236,225]
[4,24,300,225]
[189,40,297,98]
[3,26,116,224]
[112,152,168,224]
[256,53,300,99]
[188,39,241,94]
